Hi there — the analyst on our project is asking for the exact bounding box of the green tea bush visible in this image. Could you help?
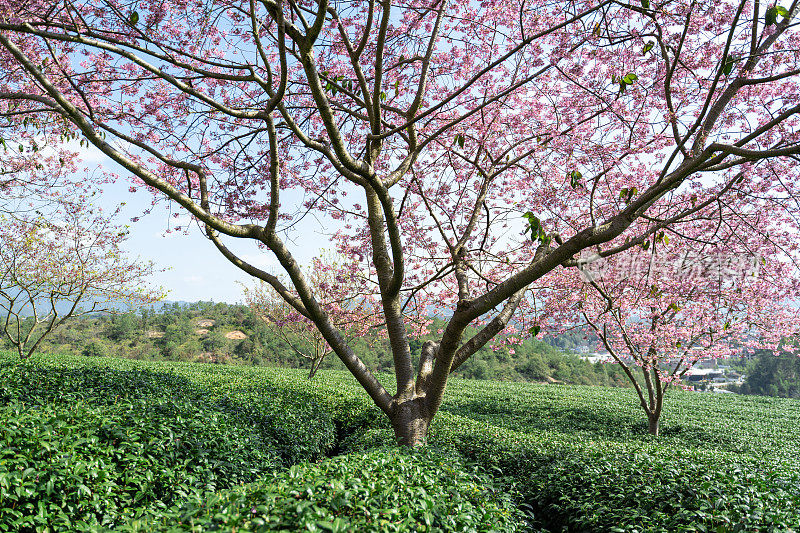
[3,353,800,532]
[156,363,800,532]
[427,380,800,533]
[525,450,800,532]
[0,398,279,531]
[161,362,385,457]
[129,449,525,532]
[0,359,337,531]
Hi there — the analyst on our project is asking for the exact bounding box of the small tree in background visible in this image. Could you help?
[244,253,382,377]
[552,221,800,435]
[0,201,163,359]
[741,346,800,398]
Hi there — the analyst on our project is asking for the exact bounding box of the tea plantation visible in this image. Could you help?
[1,352,799,532]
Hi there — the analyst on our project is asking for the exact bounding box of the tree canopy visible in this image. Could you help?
[2,0,800,443]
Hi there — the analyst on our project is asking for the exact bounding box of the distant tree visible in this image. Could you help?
[244,253,380,377]
[202,329,228,354]
[741,347,800,398]
[81,339,109,358]
[106,312,138,343]
[0,201,162,359]
[517,355,551,382]
[556,225,800,435]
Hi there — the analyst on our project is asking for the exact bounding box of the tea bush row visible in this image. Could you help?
[124,449,525,532]
[426,413,800,532]
[4,353,800,531]
[329,374,800,531]
[0,357,339,531]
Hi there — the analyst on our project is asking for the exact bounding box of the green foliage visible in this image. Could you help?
[26,302,629,388]
[3,352,799,532]
[105,312,138,342]
[740,349,800,398]
[0,356,336,531]
[522,212,550,245]
[426,379,800,532]
[766,4,790,25]
[129,449,524,532]
[81,339,109,357]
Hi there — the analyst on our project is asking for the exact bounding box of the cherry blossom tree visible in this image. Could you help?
[0,80,86,217]
[243,251,383,377]
[552,212,800,435]
[1,0,800,444]
[0,200,163,359]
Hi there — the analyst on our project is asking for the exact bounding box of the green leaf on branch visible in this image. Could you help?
[618,72,638,95]
[620,187,638,203]
[569,170,583,189]
[722,54,739,76]
[766,5,790,25]
[129,11,139,25]
[522,212,540,238]
[522,212,550,245]
[766,7,777,24]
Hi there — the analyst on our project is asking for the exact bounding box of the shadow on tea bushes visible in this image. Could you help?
[429,413,800,532]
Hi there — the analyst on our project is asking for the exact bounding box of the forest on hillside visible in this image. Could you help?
[1,301,636,388]
[4,301,798,396]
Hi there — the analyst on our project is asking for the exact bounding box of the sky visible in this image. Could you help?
[79,145,323,304]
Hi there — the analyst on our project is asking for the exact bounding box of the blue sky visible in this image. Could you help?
[80,145,322,304]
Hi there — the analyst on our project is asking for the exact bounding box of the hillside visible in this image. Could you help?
[2,352,799,531]
[4,301,633,388]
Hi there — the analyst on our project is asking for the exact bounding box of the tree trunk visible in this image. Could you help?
[390,397,431,447]
[648,414,660,437]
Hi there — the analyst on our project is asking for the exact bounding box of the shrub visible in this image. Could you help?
[426,381,800,533]
[81,340,108,357]
[0,361,337,531]
[129,449,525,532]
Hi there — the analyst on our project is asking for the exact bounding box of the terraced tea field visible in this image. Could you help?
[2,352,799,531]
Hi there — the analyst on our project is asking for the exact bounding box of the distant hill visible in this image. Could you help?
[14,299,197,317]
[3,300,635,388]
